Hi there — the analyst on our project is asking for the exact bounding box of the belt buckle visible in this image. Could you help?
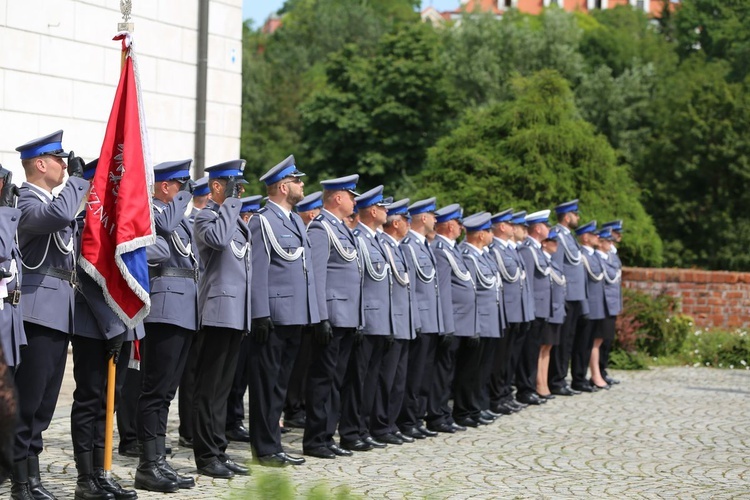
[9,289,21,306]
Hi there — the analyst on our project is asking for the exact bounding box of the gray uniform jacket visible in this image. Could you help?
[194,199,252,333]
[18,178,88,334]
[147,192,200,331]
[551,224,587,304]
[0,207,25,366]
[460,242,501,339]
[249,201,319,326]
[353,224,394,337]
[432,235,477,338]
[307,209,362,329]
[600,252,622,317]
[548,257,567,325]
[381,232,419,340]
[400,230,443,335]
[481,247,508,333]
[73,211,150,341]
[518,238,551,321]
[487,238,534,323]
[582,247,606,320]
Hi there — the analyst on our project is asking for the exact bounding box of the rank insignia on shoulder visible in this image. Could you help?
[259,206,269,214]
[402,237,411,244]
[314,214,324,221]
[462,249,469,255]
[353,229,361,236]
[435,241,444,249]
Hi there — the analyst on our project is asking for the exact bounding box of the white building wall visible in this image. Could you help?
[0,0,242,180]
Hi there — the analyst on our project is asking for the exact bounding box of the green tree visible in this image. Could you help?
[638,56,750,270]
[416,70,662,267]
[300,22,455,193]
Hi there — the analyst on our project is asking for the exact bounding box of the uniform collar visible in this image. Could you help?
[493,236,509,248]
[23,181,54,201]
[267,199,291,219]
[435,234,455,248]
[525,236,541,249]
[582,245,595,255]
[408,229,426,244]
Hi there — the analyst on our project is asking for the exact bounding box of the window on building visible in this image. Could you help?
[636,0,645,9]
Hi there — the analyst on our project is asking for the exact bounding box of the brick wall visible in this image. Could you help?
[622,267,750,328]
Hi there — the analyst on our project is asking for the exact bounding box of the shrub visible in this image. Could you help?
[681,328,750,369]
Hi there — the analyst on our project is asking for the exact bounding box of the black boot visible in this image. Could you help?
[92,449,137,500]
[133,440,178,493]
[74,452,114,500]
[155,436,194,489]
[27,455,56,500]
[10,459,35,500]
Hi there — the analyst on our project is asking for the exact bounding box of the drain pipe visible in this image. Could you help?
[194,0,209,178]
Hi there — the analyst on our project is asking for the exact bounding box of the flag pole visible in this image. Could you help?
[103,0,135,477]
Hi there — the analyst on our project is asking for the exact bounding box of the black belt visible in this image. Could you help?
[3,289,21,305]
[25,266,76,284]
[150,266,198,281]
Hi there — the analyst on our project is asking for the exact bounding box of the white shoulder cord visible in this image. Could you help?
[257,214,304,262]
[581,254,604,282]
[321,220,357,262]
[21,191,74,269]
[549,266,567,286]
[468,254,496,289]
[384,243,409,287]
[558,231,582,265]
[491,246,520,283]
[357,236,389,282]
[602,264,622,284]
[443,248,472,283]
[405,244,436,283]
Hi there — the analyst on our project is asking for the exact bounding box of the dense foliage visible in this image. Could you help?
[242,0,750,270]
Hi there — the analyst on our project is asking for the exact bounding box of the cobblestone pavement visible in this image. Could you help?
[2,358,750,499]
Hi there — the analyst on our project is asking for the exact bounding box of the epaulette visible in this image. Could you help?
[258,206,269,214]
[314,214,324,221]
[402,237,411,245]
[352,229,361,237]
[462,249,470,255]
[435,241,444,249]
[152,204,165,214]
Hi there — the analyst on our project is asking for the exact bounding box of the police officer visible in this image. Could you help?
[71,158,145,500]
[550,200,587,396]
[191,160,250,478]
[134,160,199,492]
[598,220,623,385]
[247,155,316,467]
[517,210,553,405]
[282,191,323,430]
[426,204,476,434]
[487,209,533,415]
[0,167,24,489]
[589,228,621,389]
[537,228,566,398]
[11,131,89,500]
[225,194,263,444]
[339,186,394,450]
[397,198,443,440]
[572,220,601,393]
[303,175,363,458]
[177,176,211,448]
[375,199,420,444]
[455,212,498,427]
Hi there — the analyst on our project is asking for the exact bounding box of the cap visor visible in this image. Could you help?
[347,189,360,197]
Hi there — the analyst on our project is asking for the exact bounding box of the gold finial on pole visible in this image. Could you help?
[118,0,134,32]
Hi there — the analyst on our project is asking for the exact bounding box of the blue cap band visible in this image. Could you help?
[263,164,297,185]
[154,169,190,182]
[208,169,242,179]
[20,141,64,160]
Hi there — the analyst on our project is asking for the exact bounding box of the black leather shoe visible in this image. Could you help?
[604,376,620,385]
[566,385,582,394]
[375,433,403,445]
[454,417,479,428]
[476,416,494,425]
[539,393,556,400]
[156,459,195,489]
[517,392,546,405]
[96,471,140,498]
[427,423,455,434]
[283,417,306,429]
[363,436,387,449]
[590,380,610,390]
[118,442,140,458]
[571,382,597,393]
[327,444,353,457]
[450,422,467,432]
[550,386,576,396]
[220,458,249,475]
[280,427,291,434]
[416,426,438,437]
[394,431,415,443]
[177,436,193,449]
[400,427,426,440]
[225,425,251,442]
[304,447,336,459]
[196,460,233,479]
[482,409,501,419]
[340,439,373,452]
[257,452,305,467]
[490,403,515,415]
[508,399,528,409]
